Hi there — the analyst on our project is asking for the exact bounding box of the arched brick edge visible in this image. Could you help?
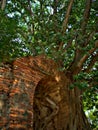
[0,55,60,129]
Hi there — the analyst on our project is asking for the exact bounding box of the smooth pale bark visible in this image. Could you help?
[0,55,91,130]
[1,0,6,10]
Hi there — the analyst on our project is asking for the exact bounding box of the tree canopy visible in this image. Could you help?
[0,0,98,129]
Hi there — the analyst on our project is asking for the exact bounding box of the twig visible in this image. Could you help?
[17,0,34,18]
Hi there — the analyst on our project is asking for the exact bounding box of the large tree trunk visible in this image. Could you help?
[0,55,91,130]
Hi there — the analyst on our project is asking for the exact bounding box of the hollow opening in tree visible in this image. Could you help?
[33,76,61,130]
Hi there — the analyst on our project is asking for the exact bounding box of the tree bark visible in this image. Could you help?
[1,0,6,10]
[0,55,91,130]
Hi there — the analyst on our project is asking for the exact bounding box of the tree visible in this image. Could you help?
[0,0,98,130]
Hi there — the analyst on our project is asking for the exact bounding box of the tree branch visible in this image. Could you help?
[27,0,34,16]
[84,31,95,46]
[77,40,98,69]
[62,0,74,34]
[53,0,58,14]
[68,40,98,74]
[59,0,74,50]
[84,53,98,73]
[81,0,92,34]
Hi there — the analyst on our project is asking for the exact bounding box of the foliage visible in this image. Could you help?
[0,10,30,62]
[0,0,98,129]
[83,63,98,129]
[83,87,98,130]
